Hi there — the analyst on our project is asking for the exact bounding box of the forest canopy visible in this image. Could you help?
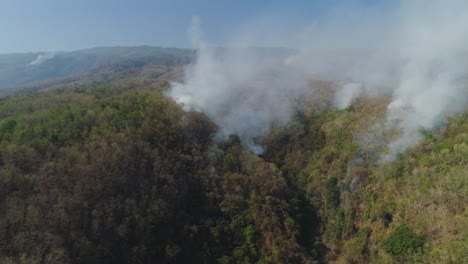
[0,81,466,264]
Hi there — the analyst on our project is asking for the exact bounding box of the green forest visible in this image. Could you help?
[0,81,466,264]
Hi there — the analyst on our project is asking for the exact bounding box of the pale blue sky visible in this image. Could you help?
[0,0,396,53]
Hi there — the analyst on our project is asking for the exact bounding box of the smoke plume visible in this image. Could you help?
[167,17,307,153]
[167,1,468,158]
[28,52,56,66]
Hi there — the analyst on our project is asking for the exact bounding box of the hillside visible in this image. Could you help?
[0,46,194,94]
[0,76,466,263]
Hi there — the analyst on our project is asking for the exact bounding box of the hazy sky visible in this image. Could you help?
[0,0,395,53]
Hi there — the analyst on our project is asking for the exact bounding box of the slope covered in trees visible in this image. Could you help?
[0,81,466,263]
[0,46,193,93]
[0,83,319,263]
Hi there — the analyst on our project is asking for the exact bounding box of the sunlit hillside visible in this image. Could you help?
[0,73,466,263]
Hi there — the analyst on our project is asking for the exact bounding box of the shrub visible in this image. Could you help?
[383,224,425,257]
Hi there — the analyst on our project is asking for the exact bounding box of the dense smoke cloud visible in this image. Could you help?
[382,1,468,159]
[167,1,468,158]
[168,17,307,153]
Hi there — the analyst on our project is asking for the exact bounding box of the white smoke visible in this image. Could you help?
[167,17,308,153]
[334,82,363,110]
[28,52,56,66]
[168,1,468,158]
[288,1,468,160]
[381,1,468,160]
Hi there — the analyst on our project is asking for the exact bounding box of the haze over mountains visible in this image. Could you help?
[0,46,296,97]
[0,46,194,93]
[0,1,467,263]
[0,43,465,263]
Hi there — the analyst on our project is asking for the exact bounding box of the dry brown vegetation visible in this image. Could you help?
[0,75,466,263]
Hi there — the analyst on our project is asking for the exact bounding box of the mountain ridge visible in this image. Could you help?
[0,46,195,92]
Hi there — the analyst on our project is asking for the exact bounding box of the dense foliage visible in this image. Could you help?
[0,82,466,264]
[0,85,319,264]
[383,225,425,258]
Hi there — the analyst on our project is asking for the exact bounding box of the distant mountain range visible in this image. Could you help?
[0,46,195,93]
[0,46,296,96]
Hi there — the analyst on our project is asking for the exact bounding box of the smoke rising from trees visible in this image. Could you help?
[168,1,468,158]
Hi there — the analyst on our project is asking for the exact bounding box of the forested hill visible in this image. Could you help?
[0,79,466,263]
[0,46,194,93]
[0,46,295,97]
